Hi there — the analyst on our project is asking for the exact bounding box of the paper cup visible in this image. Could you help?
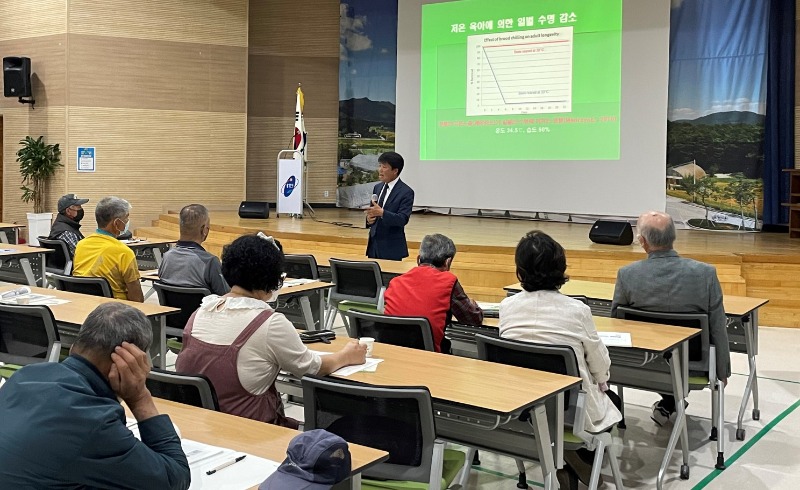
[17,297,30,305]
[359,337,375,357]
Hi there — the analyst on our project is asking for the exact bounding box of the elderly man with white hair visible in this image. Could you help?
[73,196,144,302]
[611,210,730,426]
[383,233,483,353]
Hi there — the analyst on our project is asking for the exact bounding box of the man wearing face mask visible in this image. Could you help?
[48,194,89,258]
[73,196,144,302]
[158,204,229,295]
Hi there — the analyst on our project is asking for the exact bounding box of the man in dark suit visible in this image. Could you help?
[365,151,415,260]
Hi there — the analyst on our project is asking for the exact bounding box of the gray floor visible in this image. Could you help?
[152,285,800,490]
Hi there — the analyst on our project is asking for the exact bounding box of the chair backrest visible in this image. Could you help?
[343,309,435,351]
[302,375,436,483]
[614,306,709,372]
[329,258,383,304]
[476,334,580,422]
[152,282,210,331]
[284,254,319,280]
[146,368,219,410]
[0,304,61,366]
[37,237,73,274]
[51,273,113,298]
[567,295,589,306]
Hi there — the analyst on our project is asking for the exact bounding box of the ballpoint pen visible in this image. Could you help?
[206,455,247,475]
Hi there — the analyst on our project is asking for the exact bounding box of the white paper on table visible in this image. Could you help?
[476,301,501,312]
[331,358,384,376]
[598,332,632,347]
[183,440,280,490]
[283,278,316,287]
[0,293,71,306]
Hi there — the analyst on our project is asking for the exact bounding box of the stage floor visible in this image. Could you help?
[191,208,800,257]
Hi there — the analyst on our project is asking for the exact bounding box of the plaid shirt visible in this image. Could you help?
[450,279,484,326]
[53,230,82,258]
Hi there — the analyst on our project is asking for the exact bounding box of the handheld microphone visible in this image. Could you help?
[371,193,378,205]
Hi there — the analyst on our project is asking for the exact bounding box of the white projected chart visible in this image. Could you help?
[467,27,573,116]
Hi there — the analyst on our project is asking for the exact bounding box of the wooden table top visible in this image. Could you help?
[0,285,178,325]
[503,281,769,317]
[139,274,333,296]
[311,337,581,415]
[290,250,415,275]
[0,223,24,229]
[481,316,700,353]
[133,398,388,482]
[123,238,177,248]
[0,243,52,256]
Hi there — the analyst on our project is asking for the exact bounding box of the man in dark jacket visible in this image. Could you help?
[48,193,89,258]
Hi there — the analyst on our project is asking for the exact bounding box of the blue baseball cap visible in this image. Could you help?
[259,430,352,490]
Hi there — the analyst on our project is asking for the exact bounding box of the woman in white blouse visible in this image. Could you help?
[499,230,622,487]
[176,234,366,428]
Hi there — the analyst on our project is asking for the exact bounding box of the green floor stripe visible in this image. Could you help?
[731,372,800,385]
[472,465,544,488]
[692,398,800,490]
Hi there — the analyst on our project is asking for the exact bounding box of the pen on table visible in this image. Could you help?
[206,455,247,475]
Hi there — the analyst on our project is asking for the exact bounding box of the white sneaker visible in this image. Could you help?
[651,401,672,427]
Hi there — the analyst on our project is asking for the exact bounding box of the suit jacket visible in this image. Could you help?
[611,249,731,378]
[366,179,414,260]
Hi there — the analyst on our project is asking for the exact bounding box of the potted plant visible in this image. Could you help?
[17,135,62,245]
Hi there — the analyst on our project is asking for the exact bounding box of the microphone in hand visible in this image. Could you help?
[371,194,378,206]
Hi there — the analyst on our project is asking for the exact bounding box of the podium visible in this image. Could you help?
[276,150,308,217]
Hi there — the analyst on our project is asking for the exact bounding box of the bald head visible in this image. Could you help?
[637,211,675,252]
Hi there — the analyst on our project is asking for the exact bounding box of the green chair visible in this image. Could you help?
[302,375,467,489]
[474,334,625,490]
[614,307,726,469]
[324,258,385,330]
[0,303,62,379]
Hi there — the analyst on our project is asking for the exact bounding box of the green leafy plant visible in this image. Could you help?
[17,136,62,213]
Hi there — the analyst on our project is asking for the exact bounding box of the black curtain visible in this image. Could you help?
[762,0,796,225]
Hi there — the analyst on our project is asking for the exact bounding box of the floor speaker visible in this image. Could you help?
[589,220,634,245]
[238,201,270,219]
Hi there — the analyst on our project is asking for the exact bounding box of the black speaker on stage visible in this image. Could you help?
[3,57,32,97]
[589,220,634,245]
[238,201,270,219]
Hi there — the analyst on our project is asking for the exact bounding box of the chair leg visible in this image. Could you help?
[716,381,726,470]
[616,385,626,430]
[710,384,719,441]
[588,438,607,490]
[515,459,527,489]
[605,435,626,490]
[457,447,477,488]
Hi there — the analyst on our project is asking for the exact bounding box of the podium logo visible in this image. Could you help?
[282,175,297,197]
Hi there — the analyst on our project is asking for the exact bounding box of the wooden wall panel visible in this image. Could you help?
[65,108,246,228]
[246,116,338,203]
[1,107,67,224]
[67,35,247,113]
[0,1,66,41]
[249,0,339,55]
[68,0,247,47]
[0,35,67,109]
[248,0,340,205]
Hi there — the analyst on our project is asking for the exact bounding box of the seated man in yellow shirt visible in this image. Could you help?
[73,196,143,302]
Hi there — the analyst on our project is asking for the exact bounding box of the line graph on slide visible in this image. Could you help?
[467,27,573,117]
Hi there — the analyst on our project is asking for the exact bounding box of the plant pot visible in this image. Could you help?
[26,212,53,246]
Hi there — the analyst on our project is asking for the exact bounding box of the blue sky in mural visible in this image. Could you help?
[667,0,768,121]
[339,1,398,104]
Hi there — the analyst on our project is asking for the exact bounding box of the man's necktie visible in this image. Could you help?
[378,184,388,207]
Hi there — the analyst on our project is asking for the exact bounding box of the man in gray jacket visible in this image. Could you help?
[611,211,730,426]
[158,204,229,295]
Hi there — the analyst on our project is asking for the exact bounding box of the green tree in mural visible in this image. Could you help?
[723,173,759,230]
[679,175,699,203]
[696,176,720,226]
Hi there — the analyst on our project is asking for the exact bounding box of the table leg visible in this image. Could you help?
[529,403,557,490]
[151,247,164,267]
[350,473,361,489]
[19,257,38,287]
[0,231,8,244]
[658,345,689,489]
[737,311,760,437]
[318,290,327,330]
[556,392,564,469]
[299,295,317,331]
[150,316,167,369]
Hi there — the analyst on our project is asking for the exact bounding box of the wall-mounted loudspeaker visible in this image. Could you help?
[238,201,270,219]
[3,57,32,98]
[589,220,634,245]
